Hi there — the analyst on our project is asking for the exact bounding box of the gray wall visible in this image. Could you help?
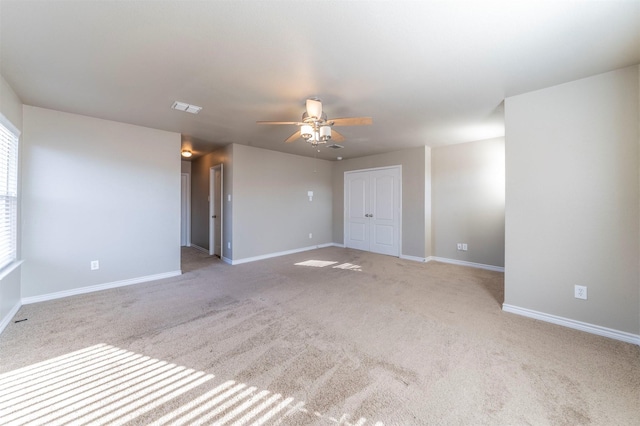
[1,75,22,130]
[21,106,181,298]
[0,74,22,325]
[432,137,505,267]
[232,144,332,260]
[190,144,233,258]
[504,65,639,334]
[425,147,432,259]
[332,146,430,259]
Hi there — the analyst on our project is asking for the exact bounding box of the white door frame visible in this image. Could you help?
[180,173,191,247]
[209,164,223,256]
[344,165,402,256]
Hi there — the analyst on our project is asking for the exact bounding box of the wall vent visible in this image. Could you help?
[328,144,344,149]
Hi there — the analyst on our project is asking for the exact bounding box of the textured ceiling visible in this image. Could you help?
[1,1,639,160]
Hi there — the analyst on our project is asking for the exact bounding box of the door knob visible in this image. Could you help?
[212,215,217,218]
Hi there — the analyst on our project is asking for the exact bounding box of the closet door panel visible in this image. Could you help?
[345,172,370,251]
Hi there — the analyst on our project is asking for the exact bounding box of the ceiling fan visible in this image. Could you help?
[257,98,372,146]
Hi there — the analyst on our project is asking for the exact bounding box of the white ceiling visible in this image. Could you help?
[1,1,639,161]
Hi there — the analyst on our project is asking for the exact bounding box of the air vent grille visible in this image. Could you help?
[171,101,202,114]
[328,144,344,149]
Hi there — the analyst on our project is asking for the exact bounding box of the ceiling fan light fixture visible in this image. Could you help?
[320,125,331,141]
[301,124,313,139]
[306,98,323,120]
[257,97,372,146]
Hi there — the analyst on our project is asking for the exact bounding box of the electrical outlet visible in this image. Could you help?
[90,260,99,270]
[462,243,468,251]
[227,242,231,249]
[457,243,462,250]
[574,285,587,300]
[309,233,312,239]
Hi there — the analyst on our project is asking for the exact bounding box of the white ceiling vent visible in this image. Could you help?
[171,101,202,114]
[328,144,344,149]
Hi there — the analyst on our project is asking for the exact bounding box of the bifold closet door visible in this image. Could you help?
[345,167,400,256]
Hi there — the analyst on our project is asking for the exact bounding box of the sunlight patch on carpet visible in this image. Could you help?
[333,263,362,271]
[0,343,382,426]
[295,259,362,271]
[295,260,338,267]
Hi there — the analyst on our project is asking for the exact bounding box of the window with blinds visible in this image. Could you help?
[0,116,19,270]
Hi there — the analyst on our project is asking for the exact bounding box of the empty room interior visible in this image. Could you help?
[0,1,639,425]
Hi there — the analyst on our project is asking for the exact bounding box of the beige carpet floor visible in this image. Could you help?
[0,246,638,425]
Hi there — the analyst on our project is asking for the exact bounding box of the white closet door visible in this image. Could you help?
[345,172,370,251]
[344,166,400,256]
[369,167,400,256]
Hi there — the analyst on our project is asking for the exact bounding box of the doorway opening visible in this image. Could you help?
[180,173,191,247]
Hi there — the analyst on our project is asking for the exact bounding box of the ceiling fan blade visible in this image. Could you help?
[306,99,323,119]
[256,121,299,125]
[285,130,301,143]
[329,117,373,126]
[331,129,346,142]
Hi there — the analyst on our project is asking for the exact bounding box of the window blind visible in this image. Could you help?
[0,117,18,270]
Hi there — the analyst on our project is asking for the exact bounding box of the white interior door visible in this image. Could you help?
[209,165,223,257]
[369,168,400,256]
[344,166,400,256]
[345,173,369,251]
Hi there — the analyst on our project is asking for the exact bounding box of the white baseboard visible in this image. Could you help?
[0,301,22,335]
[502,304,640,346]
[428,256,504,272]
[400,254,427,262]
[21,270,182,305]
[231,243,337,265]
[221,256,232,265]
